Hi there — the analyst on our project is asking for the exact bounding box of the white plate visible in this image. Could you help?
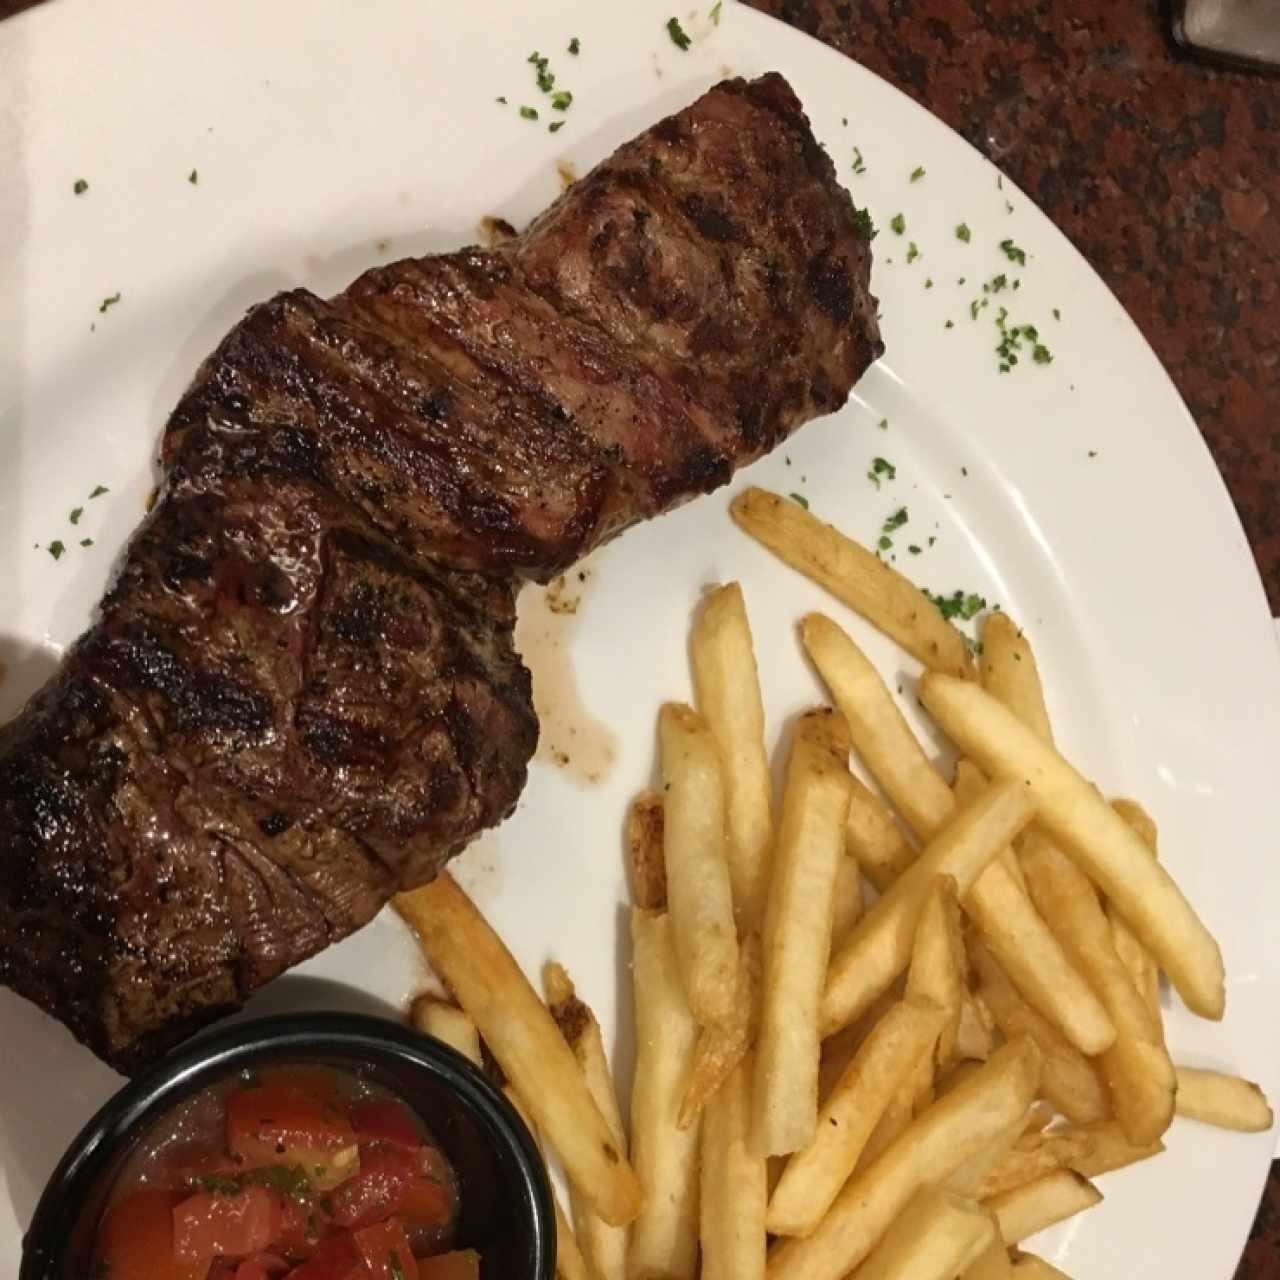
[2,1,1278,1274]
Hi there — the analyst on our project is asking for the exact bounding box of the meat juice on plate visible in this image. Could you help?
[92,1064,478,1280]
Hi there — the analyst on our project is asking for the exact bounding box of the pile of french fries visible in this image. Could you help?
[394,484,1273,1280]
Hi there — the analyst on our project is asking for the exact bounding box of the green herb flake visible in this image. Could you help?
[98,292,122,314]
[495,95,508,104]
[90,484,109,498]
[80,537,94,547]
[73,178,89,195]
[242,1164,312,1201]
[905,241,920,264]
[710,0,723,23]
[47,540,66,561]
[197,1173,242,1195]
[851,206,877,240]
[909,165,925,182]
[955,223,971,243]
[925,589,988,622]
[389,1255,407,1280]
[851,146,866,175]
[69,506,84,525]
[882,507,908,534]
[1088,449,1098,458]
[908,544,922,555]
[878,417,888,430]
[944,319,954,329]
[924,277,933,289]
[551,90,573,111]
[548,121,566,133]
[877,534,892,551]
[1000,238,1026,265]
[889,212,906,236]
[519,105,539,120]
[866,456,896,489]
[789,492,809,510]
[528,51,555,93]
[1032,344,1053,364]
[568,36,581,53]
[1052,307,1061,321]
[984,273,1008,294]
[666,16,692,49]
[188,169,199,185]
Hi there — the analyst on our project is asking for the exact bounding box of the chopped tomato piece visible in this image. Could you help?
[350,1099,423,1150]
[398,1178,454,1229]
[96,1189,205,1280]
[281,1234,364,1280]
[256,1067,340,1105]
[353,1219,417,1280]
[273,1195,321,1259]
[418,1146,450,1183]
[227,1083,358,1190]
[328,1146,417,1229]
[173,1185,281,1263]
[416,1251,481,1280]
[234,1256,289,1280]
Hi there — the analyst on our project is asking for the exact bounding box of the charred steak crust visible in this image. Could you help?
[0,74,882,1073]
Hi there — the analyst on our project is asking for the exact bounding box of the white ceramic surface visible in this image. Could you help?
[1,1,1277,1273]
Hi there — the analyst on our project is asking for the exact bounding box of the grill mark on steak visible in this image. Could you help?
[0,74,883,1073]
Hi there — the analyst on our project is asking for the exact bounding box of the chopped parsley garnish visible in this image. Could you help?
[495,95,508,104]
[889,212,905,235]
[867,456,896,489]
[73,178,88,195]
[908,544,922,554]
[47,540,65,560]
[69,506,84,524]
[197,1174,241,1195]
[389,1255,407,1280]
[710,0,723,23]
[548,121,566,133]
[1087,449,1098,458]
[882,507,908,534]
[1033,343,1053,364]
[909,165,925,182]
[851,146,866,175]
[924,277,933,289]
[944,319,954,329]
[993,311,1053,372]
[519,105,539,120]
[528,51,555,92]
[98,292,121,313]
[1052,307,1061,321]
[905,241,920,264]
[983,273,1008,294]
[666,16,692,49]
[568,36,581,53]
[551,91,572,111]
[1000,238,1027,265]
[851,206,877,240]
[925,589,987,622]
[188,169,198,185]
[877,535,892,551]
[80,537,94,547]
[878,417,888,430]
[90,484,109,498]
[955,223,971,243]
[789,492,810,509]
[242,1164,312,1201]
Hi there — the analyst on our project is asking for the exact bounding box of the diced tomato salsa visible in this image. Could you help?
[91,1066,466,1279]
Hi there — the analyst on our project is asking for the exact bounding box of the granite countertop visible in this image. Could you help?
[1,0,1276,1272]
[748,1,1279,1275]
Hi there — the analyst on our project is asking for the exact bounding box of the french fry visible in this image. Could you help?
[817,984,902,1104]
[731,486,975,679]
[975,1132,1094,1199]
[905,877,965,1071]
[979,613,1052,742]
[955,989,996,1062]
[857,1084,915,1171]
[554,1196,592,1280]
[627,790,667,912]
[945,1108,1033,1198]
[1009,1254,1072,1279]
[1174,1067,1274,1132]
[756,709,854,1155]
[850,1186,996,1280]
[767,998,947,1237]
[978,621,1173,1140]
[984,1170,1101,1245]
[831,854,865,951]
[964,1235,1015,1279]
[1108,800,1162,1028]
[411,997,483,1065]
[822,781,1035,1036]
[629,909,700,1279]
[918,673,1226,1020]
[545,964,630,1280]
[1060,1120,1164,1178]
[969,940,1109,1125]
[1020,827,1174,1143]
[680,935,761,1130]
[766,1036,1042,1280]
[659,703,740,1029]
[803,613,955,840]
[845,775,916,892]
[395,876,642,1227]
[806,617,1112,1054]
[691,582,773,928]
[700,1054,767,1280]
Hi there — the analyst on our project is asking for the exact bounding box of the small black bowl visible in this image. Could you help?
[21,1012,556,1279]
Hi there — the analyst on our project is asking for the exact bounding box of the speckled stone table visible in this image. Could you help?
[748,1,1279,1275]
[2,0,1276,1272]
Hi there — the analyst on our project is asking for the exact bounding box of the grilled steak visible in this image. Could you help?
[0,73,882,1073]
